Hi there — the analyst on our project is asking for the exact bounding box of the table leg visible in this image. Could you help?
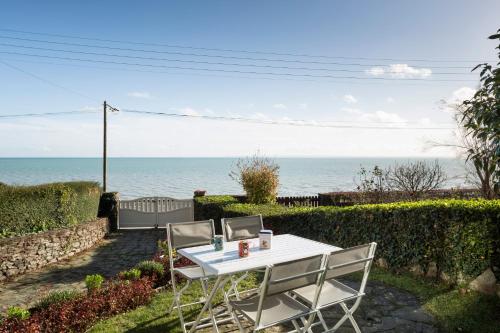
[189,275,231,333]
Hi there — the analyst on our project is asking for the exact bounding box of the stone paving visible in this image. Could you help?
[198,280,437,333]
[0,230,164,312]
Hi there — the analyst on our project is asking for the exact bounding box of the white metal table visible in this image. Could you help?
[178,234,341,332]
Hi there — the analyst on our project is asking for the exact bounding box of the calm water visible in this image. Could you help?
[0,158,467,199]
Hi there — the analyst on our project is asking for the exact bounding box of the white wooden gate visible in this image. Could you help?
[118,197,194,229]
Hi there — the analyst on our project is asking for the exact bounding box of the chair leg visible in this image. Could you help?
[340,302,361,333]
[316,310,329,331]
[291,319,303,333]
[175,280,192,333]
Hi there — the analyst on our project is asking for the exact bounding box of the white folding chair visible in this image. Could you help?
[221,215,264,299]
[291,242,377,333]
[166,220,222,333]
[229,254,326,333]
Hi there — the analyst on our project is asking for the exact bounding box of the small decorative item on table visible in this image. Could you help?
[238,240,250,257]
[259,229,273,249]
[212,235,224,251]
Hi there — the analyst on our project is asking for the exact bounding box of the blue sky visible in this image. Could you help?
[0,0,499,157]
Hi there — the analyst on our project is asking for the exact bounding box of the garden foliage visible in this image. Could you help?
[0,181,101,238]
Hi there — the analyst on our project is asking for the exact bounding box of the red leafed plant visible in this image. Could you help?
[0,278,154,333]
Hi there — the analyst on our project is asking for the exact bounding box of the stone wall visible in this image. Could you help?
[0,218,108,281]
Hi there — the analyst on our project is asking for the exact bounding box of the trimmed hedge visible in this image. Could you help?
[0,182,101,238]
[194,195,239,233]
[195,196,500,283]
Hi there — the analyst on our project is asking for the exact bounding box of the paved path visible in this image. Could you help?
[0,230,164,312]
[199,280,437,333]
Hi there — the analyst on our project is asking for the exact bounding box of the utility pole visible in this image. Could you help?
[103,100,119,192]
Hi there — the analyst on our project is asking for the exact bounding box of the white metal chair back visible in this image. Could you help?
[255,254,326,328]
[325,242,376,294]
[221,214,263,242]
[167,219,215,252]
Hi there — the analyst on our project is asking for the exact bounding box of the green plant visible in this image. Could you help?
[122,268,141,281]
[34,290,82,310]
[6,307,30,320]
[136,260,164,278]
[461,29,500,194]
[230,155,279,204]
[0,181,100,238]
[85,274,105,292]
[196,196,500,283]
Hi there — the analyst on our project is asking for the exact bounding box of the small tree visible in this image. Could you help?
[355,165,389,203]
[460,29,500,195]
[387,160,447,197]
[230,155,279,204]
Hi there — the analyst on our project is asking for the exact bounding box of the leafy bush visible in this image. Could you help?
[136,260,164,278]
[34,290,82,310]
[194,195,238,233]
[196,196,500,283]
[85,274,104,292]
[121,268,141,281]
[0,278,154,333]
[6,307,30,320]
[0,181,101,238]
[230,155,279,204]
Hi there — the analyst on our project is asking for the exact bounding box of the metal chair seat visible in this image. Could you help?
[175,265,214,280]
[230,293,311,328]
[293,279,360,308]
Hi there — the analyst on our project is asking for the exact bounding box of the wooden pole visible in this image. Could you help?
[103,100,107,192]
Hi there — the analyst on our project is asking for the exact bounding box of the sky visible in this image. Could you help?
[0,0,499,157]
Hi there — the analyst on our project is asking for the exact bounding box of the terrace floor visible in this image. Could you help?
[0,230,165,312]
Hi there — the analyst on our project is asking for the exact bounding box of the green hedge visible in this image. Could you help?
[0,181,101,238]
[195,196,500,282]
[194,195,239,233]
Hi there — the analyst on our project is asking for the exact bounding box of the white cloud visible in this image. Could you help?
[179,107,200,116]
[366,64,432,79]
[343,94,358,104]
[449,87,475,103]
[386,97,395,104]
[128,91,152,99]
[365,67,385,76]
[442,87,476,113]
[298,103,308,110]
[273,103,288,110]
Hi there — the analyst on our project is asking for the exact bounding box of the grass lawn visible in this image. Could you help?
[89,268,500,333]
[88,274,259,333]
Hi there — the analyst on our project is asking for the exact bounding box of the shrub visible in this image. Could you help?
[34,290,82,310]
[194,195,239,233]
[136,260,164,278]
[0,181,100,238]
[121,268,141,281]
[196,196,500,283]
[0,278,154,333]
[230,155,279,204]
[85,274,104,292]
[6,307,30,320]
[387,160,447,197]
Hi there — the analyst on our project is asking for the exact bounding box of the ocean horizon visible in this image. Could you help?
[0,157,469,199]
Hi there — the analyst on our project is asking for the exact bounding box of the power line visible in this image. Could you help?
[0,42,475,76]
[1,57,470,87]
[0,51,477,82]
[0,27,489,64]
[0,35,479,70]
[121,108,456,130]
[0,110,99,118]
[0,60,97,102]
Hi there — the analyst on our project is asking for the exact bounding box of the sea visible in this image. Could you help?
[0,158,468,199]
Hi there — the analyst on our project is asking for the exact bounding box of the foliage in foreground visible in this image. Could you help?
[196,196,500,283]
[0,181,101,238]
[88,268,500,333]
